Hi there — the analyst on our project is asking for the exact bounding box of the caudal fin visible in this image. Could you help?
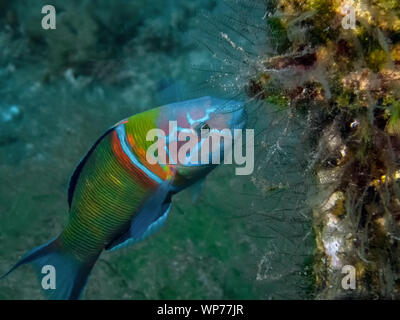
[1,238,98,300]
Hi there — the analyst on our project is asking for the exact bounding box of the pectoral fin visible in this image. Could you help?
[106,180,172,251]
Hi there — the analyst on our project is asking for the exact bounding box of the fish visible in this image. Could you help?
[1,96,246,300]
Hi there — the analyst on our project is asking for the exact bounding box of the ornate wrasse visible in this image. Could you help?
[1,96,246,299]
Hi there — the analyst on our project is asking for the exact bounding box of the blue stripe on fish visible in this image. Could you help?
[186,108,216,126]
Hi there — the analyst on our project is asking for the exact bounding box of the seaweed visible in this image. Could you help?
[198,0,400,299]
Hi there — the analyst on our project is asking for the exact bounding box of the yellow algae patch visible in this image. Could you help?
[391,44,400,61]
[370,170,400,188]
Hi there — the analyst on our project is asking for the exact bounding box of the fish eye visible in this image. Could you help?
[201,123,210,131]
[196,123,211,137]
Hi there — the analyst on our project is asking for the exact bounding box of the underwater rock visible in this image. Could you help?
[236,0,400,299]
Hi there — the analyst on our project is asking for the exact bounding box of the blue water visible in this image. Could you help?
[0,0,313,299]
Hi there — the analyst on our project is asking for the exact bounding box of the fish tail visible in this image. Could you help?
[1,237,99,300]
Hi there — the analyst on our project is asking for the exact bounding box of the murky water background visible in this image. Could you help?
[0,0,314,299]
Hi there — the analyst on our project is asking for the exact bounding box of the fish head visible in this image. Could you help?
[156,96,246,187]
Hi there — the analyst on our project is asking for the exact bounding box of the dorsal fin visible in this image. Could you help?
[67,127,114,208]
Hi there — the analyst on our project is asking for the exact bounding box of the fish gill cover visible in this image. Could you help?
[0,0,399,300]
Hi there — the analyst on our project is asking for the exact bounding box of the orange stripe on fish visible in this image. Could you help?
[111,130,158,189]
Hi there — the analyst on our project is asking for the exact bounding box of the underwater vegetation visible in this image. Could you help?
[204,0,400,299]
[2,0,399,300]
[262,0,400,299]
